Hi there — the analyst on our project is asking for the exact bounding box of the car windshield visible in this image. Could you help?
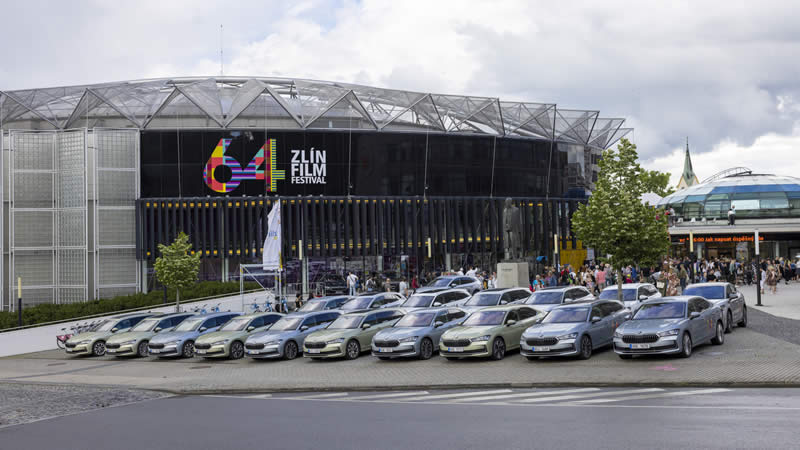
[427,278,452,287]
[394,312,436,327]
[633,303,686,320]
[174,317,204,332]
[527,291,563,305]
[599,289,637,301]
[542,308,590,323]
[464,292,501,306]
[462,311,506,326]
[402,295,434,308]
[95,320,117,331]
[298,301,325,312]
[327,315,364,329]
[270,317,303,331]
[219,317,252,331]
[683,286,725,299]
[130,318,160,332]
[341,297,372,310]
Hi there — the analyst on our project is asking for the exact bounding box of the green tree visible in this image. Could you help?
[572,138,671,301]
[641,169,675,197]
[154,232,201,312]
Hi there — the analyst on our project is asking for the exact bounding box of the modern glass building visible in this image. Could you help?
[660,170,800,260]
[0,77,630,309]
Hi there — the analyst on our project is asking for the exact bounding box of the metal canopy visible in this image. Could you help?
[0,76,629,148]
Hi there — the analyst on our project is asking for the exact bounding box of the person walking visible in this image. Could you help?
[399,278,409,297]
[766,265,779,294]
[666,267,680,296]
[365,276,376,293]
[728,205,736,226]
[678,264,688,293]
[346,271,358,296]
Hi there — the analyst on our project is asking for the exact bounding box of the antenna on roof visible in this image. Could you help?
[220,24,224,76]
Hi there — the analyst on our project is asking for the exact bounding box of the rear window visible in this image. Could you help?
[464,293,501,306]
[526,291,563,305]
[633,303,686,320]
[683,286,725,299]
[599,289,636,301]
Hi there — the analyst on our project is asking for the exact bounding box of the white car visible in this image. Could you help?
[598,283,661,311]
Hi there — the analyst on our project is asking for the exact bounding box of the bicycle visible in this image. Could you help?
[56,320,100,349]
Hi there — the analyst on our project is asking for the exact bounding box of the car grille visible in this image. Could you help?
[245,343,265,350]
[374,340,400,348]
[442,339,471,347]
[305,341,327,349]
[147,343,165,349]
[105,343,120,349]
[194,343,212,350]
[65,342,77,348]
[622,334,659,344]
[526,338,558,346]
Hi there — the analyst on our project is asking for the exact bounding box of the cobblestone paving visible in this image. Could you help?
[0,383,169,428]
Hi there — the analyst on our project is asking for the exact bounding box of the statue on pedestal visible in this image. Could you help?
[502,197,522,261]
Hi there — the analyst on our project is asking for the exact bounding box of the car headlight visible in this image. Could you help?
[326,338,345,344]
[263,340,282,346]
[73,339,91,345]
[556,333,578,340]
[614,330,623,338]
[399,336,418,343]
[120,340,136,345]
[657,329,680,337]
[211,340,229,346]
[470,335,491,342]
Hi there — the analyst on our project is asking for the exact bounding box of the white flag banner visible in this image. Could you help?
[262,201,282,271]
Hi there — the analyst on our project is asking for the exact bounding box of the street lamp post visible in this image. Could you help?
[755,229,762,306]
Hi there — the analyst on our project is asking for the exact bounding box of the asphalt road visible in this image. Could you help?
[2,388,799,449]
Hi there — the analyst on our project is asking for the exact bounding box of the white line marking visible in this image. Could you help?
[292,392,349,399]
[396,389,513,402]
[575,388,731,404]
[243,394,273,399]
[516,388,663,403]
[348,391,429,401]
[449,388,600,403]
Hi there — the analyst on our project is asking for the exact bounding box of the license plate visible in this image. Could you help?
[630,343,650,349]
[533,346,550,352]
[65,349,73,353]
[307,348,321,354]
[150,349,160,354]
[378,348,392,353]
[196,349,206,354]
[448,347,464,352]
[107,349,116,353]
[247,350,258,355]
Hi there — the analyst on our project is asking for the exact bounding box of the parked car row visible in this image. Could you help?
[65,282,746,362]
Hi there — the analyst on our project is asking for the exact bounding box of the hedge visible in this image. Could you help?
[0,281,261,331]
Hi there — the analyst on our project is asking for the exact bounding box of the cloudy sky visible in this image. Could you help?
[2,0,799,184]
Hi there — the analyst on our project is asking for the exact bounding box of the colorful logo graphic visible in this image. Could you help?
[203,138,285,193]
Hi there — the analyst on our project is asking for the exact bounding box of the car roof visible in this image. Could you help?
[286,310,341,318]
[686,282,728,286]
[602,283,652,290]
[479,287,528,293]
[538,286,581,292]
[240,312,285,319]
[477,304,531,312]
[112,312,159,319]
[343,308,404,317]
[309,295,351,302]
[157,312,195,319]
[554,299,614,309]
[195,311,240,318]
[641,295,699,304]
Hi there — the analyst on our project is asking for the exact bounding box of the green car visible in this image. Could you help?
[439,305,543,360]
[64,312,154,356]
[193,312,283,359]
[304,309,405,360]
[105,313,194,357]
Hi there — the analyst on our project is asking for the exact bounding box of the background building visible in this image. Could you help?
[1,77,631,310]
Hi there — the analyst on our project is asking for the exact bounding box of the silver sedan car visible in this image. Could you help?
[613,296,724,359]
[371,308,467,359]
[245,311,341,360]
[598,283,661,311]
[519,286,594,312]
[398,289,471,311]
[339,292,405,311]
[683,282,747,333]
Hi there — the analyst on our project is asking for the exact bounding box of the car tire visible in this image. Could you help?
[738,307,747,327]
[229,341,245,360]
[526,356,539,361]
[418,338,434,360]
[137,341,149,357]
[725,310,733,334]
[91,341,106,357]
[618,354,633,359]
[284,341,299,360]
[680,333,692,358]
[181,341,195,358]
[711,321,725,345]
[345,340,361,360]
[578,335,592,360]
[490,337,506,361]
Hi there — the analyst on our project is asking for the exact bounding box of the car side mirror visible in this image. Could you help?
[432,302,442,307]
[434,321,445,328]
[506,319,517,326]
[246,326,256,332]
[729,293,738,299]
[623,314,632,320]
[198,327,207,332]
[500,300,508,305]
[154,327,162,332]
[689,312,701,320]
[362,323,371,329]
[591,316,602,323]
[300,325,309,332]
[639,295,648,300]
[111,328,118,333]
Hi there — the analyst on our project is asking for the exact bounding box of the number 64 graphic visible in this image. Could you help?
[203,138,285,193]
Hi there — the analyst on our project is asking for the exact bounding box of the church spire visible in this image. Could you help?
[677,137,699,189]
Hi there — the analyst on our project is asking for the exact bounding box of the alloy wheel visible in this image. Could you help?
[419,338,433,360]
[579,335,592,360]
[491,338,506,360]
[285,341,298,360]
[681,333,692,358]
[230,341,244,359]
[712,322,724,345]
[92,341,106,356]
[346,340,361,360]
[182,341,195,358]
[137,341,149,357]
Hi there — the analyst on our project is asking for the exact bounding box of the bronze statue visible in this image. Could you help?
[502,197,522,260]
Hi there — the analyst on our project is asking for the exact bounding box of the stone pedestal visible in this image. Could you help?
[497,261,529,289]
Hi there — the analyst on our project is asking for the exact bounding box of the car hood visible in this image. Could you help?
[150,331,197,344]
[195,330,245,344]
[375,327,431,340]
[247,330,297,343]
[305,328,358,343]
[442,326,498,340]
[106,331,154,344]
[618,319,684,333]
[414,286,445,293]
[66,331,112,343]
[522,322,585,338]
[705,298,728,306]
[527,303,560,312]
